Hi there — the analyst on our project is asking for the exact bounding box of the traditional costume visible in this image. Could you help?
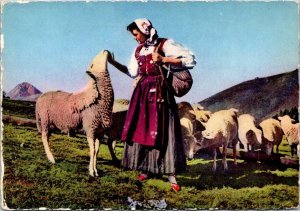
[121,19,196,178]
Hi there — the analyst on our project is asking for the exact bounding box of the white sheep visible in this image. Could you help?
[237,114,262,152]
[200,108,239,172]
[193,105,212,125]
[259,118,283,155]
[35,50,114,177]
[177,101,198,160]
[278,115,299,157]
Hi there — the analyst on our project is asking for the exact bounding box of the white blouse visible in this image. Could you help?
[127,39,196,78]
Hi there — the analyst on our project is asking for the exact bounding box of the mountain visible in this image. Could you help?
[198,69,299,122]
[8,82,42,101]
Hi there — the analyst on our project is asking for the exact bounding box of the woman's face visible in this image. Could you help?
[131,29,147,44]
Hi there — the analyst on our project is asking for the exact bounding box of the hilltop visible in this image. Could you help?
[7,82,42,101]
[198,69,299,121]
[5,69,299,122]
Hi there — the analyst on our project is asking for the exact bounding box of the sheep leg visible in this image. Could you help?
[233,144,237,166]
[42,131,55,164]
[108,138,118,162]
[275,145,279,154]
[232,139,238,166]
[87,137,96,177]
[212,147,217,172]
[291,145,295,157]
[93,138,100,177]
[247,144,250,152]
[222,144,228,172]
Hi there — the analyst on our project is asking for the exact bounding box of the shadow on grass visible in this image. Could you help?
[179,155,298,190]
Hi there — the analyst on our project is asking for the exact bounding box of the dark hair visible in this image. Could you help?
[127,22,139,33]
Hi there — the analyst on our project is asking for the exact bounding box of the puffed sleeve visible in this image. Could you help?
[162,39,196,70]
[127,51,139,78]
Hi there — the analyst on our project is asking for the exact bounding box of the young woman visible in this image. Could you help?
[108,18,196,192]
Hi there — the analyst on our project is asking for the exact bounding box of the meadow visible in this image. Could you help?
[1,99,299,209]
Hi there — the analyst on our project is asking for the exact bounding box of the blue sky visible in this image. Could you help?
[2,1,299,103]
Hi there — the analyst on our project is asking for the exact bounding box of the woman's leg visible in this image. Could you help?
[168,174,181,192]
[138,171,149,181]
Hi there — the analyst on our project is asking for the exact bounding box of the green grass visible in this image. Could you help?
[2,99,36,119]
[279,136,294,156]
[2,124,299,209]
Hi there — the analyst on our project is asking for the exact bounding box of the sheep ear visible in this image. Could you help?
[86,70,97,80]
[201,122,207,127]
[278,116,282,121]
[177,103,183,110]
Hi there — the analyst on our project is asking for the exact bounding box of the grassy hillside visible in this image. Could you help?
[199,69,299,122]
[2,124,299,209]
[2,98,36,119]
[1,97,299,209]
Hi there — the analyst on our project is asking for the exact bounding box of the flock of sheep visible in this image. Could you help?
[35,50,299,177]
[178,102,299,172]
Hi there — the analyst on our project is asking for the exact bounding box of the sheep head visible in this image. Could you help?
[278,115,296,125]
[177,101,196,120]
[246,128,263,146]
[86,50,110,78]
[183,136,197,160]
[194,106,211,124]
[261,138,273,155]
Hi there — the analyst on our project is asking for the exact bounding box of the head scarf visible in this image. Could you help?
[134,18,158,46]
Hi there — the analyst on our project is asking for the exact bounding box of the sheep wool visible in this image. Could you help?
[237,114,262,152]
[278,115,299,157]
[35,50,114,177]
[177,101,197,160]
[259,118,283,155]
[193,105,212,124]
[200,108,239,172]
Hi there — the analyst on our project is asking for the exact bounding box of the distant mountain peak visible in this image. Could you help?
[8,82,42,101]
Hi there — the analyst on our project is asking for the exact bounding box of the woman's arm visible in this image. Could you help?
[152,53,182,67]
[152,39,196,70]
[107,52,129,75]
[107,51,137,78]
[109,59,129,75]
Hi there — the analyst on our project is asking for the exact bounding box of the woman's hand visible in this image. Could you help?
[152,52,164,63]
[153,54,183,67]
[107,51,115,64]
[106,52,129,75]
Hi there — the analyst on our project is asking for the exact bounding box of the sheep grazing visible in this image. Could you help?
[35,50,114,177]
[259,118,283,155]
[237,114,262,152]
[278,115,299,157]
[200,108,239,172]
[177,101,198,160]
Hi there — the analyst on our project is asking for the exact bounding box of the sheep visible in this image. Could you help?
[2,115,37,128]
[278,115,299,157]
[199,108,239,172]
[35,50,114,177]
[259,118,283,155]
[193,104,212,125]
[177,101,198,160]
[104,101,129,161]
[237,114,262,152]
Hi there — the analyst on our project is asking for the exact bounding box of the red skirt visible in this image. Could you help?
[121,75,186,174]
[121,75,166,147]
